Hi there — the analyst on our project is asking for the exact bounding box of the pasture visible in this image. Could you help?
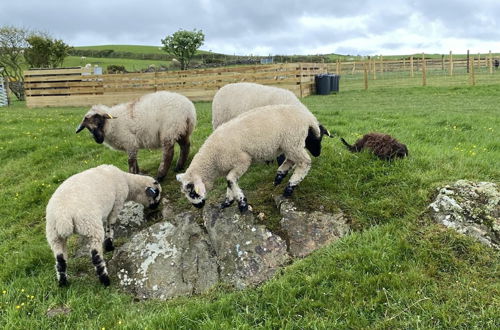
[0,85,498,328]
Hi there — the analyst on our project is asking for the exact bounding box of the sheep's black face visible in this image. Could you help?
[145,184,161,209]
[393,143,409,159]
[76,112,110,144]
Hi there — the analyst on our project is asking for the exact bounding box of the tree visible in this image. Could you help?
[161,29,204,70]
[0,26,29,100]
[24,35,71,68]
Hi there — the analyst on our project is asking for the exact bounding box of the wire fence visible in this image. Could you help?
[326,53,500,91]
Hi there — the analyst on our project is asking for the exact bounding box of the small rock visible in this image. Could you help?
[429,180,499,249]
[46,306,71,317]
[275,195,350,258]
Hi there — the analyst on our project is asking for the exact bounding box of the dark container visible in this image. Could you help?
[315,74,331,95]
[329,74,340,92]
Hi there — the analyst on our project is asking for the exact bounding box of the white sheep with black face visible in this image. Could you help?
[76,91,196,181]
[45,165,161,287]
[211,82,306,129]
[177,104,331,212]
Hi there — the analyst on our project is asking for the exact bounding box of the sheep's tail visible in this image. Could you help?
[305,123,331,157]
[340,137,356,152]
[46,212,74,241]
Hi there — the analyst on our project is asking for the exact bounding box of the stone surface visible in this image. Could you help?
[275,196,351,257]
[429,180,499,250]
[114,201,146,238]
[202,205,289,289]
[109,212,218,300]
[110,197,351,300]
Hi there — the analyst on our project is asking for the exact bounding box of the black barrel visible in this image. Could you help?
[330,74,340,92]
[315,74,331,95]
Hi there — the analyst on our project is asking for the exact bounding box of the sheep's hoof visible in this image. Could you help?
[99,274,111,287]
[58,275,69,287]
[238,198,249,213]
[104,238,115,252]
[283,184,295,197]
[274,172,288,186]
[220,199,234,209]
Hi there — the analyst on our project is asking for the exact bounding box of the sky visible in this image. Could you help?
[1,0,499,56]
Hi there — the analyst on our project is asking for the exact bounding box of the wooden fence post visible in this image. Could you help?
[449,51,453,76]
[489,50,493,74]
[466,50,470,73]
[373,58,377,80]
[470,56,476,86]
[364,61,368,90]
[336,60,340,75]
[410,56,414,77]
[380,56,384,74]
[441,55,445,71]
[422,53,427,86]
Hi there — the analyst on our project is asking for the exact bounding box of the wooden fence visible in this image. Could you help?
[24,63,327,108]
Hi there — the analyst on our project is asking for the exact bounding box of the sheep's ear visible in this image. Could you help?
[145,187,159,198]
[320,124,333,138]
[193,178,206,196]
[176,173,185,182]
[75,122,86,133]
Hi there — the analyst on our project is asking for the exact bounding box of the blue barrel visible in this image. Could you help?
[315,74,331,95]
[329,74,340,92]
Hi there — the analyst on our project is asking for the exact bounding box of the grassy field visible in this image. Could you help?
[0,85,499,328]
[62,56,171,72]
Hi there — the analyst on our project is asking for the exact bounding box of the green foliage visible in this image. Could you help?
[0,86,499,328]
[24,35,71,69]
[106,64,126,74]
[161,29,205,70]
[0,25,29,100]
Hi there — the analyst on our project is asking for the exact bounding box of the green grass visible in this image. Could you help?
[74,45,215,56]
[0,86,499,328]
[63,56,171,72]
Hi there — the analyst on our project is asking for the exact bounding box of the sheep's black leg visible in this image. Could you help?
[274,159,294,186]
[104,238,114,252]
[175,134,191,172]
[91,249,110,287]
[283,184,296,197]
[128,150,139,174]
[237,197,249,212]
[282,150,311,198]
[49,237,69,287]
[56,254,68,287]
[225,155,251,213]
[220,180,235,209]
[157,141,174,181]
[276,154,286,166]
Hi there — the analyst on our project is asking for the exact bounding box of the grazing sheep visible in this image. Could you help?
[211,82,306,130]
[340,132,408,160]
[176,104,331,212]
[46,165,161,287]
[76,91,197,181]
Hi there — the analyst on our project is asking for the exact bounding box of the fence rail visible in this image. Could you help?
[24,63,326,108]
[23,52,500,107]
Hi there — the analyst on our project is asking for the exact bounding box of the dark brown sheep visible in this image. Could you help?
[340,132,408,160]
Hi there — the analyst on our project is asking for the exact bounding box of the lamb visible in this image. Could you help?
[211,82,306,130]
[340,132,408,160]
[76,91,197,181]
[176,104,331,212]
[46,164,161,287]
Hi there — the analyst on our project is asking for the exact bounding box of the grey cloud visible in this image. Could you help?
[1,0,498,55]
